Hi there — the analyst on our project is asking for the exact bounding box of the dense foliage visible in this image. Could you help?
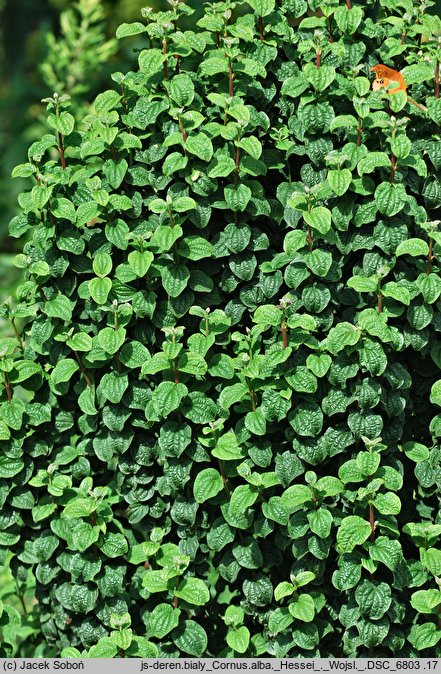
[1,0,441,658]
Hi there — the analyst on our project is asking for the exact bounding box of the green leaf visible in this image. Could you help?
[88,638,118,658]
[396,238,429,257]
[375,182,406,217]
[355,580,391,620]
[334,5,363,33]
[193,468,224,503]
[304,63,336,92]
[186,133,213,162]
[224,184,252,212]
[327,168,352,196]
[238,136,262,160]
[48,111,74,136]
[306,353,332,377]
[226,626,250,654]
[175,577,210,606]
[89,277,112,305]
[326,322,360,355]
[307,508,333,538]
[116,22,147,39]
[288,594,315,622]
[173,621,208,657]
[421,548,441,576]
[369,537,403,571]
[167,74,195,107]
[152,381,188,418]
[200,58,229,77]
[100,532,128,558]
[173,197,196,213]
[66,332,92,352]
[347,275,378,293]
[401,62,434,85]
[51,359,79,386]
[381,282,410,305]
[95,90,121,114]
[163,152,188,176]
[281,485,312,512]
[0,456,23,478]
[244,408,267,436]
[357,152,391,175]
[230,485,259,517]
[290,401,323,437]
[147,603,181,639]
[128,251,154,277]
[97,327,126,354]
[411,589,441,614]
[138,48,166,77]
[219,383,249,409]
[212,432,245,461]
[337,516,371,552]
[372,492,401,515]
[162,263,190,298]
[247,0,276,16]
[407,623,441,651]
[97,372,128,404]
[178,236,212,260]
[303,206,331,234]
[93,253,112,278]
[44,294,72,321]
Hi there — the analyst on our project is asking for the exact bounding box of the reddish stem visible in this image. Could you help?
[10,318,24,350]
[427,239,434,275]
[178,117,187,143]
[57,132,66,170]
[174,55,180,74]
[282,325,288,350]
[346,0,351,8]
[235,145,241,185]
[316,50,321,69]
[228,58,234,97]
[258,15,265,41]
[282,318,289,370]
[400,31,406,45]
[173,577,180,608]
[4,374,12,402]
[307,225,313,252]
[328,17,334,43]
[247,381,256,412]
[162,39,169,79]
[73,350,93,390]
[435,59,440,100]
[377,292,383,315]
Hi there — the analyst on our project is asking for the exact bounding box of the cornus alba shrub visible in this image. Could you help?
[1,0,441,658]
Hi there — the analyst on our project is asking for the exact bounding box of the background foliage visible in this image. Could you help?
[1,0,441,659]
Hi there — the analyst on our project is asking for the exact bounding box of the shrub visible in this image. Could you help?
[2,0,441,658]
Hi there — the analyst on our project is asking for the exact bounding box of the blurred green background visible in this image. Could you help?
[0,0,186,309]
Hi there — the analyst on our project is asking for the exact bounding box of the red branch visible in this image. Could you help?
[162,39,169,79]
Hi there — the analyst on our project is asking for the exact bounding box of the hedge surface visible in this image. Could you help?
[1,0,441,658]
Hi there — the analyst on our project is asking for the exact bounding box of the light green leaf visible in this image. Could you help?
[175,578,210,606]
[337,516,371,552]
[288,594,315,622]
[193,468,224,503]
